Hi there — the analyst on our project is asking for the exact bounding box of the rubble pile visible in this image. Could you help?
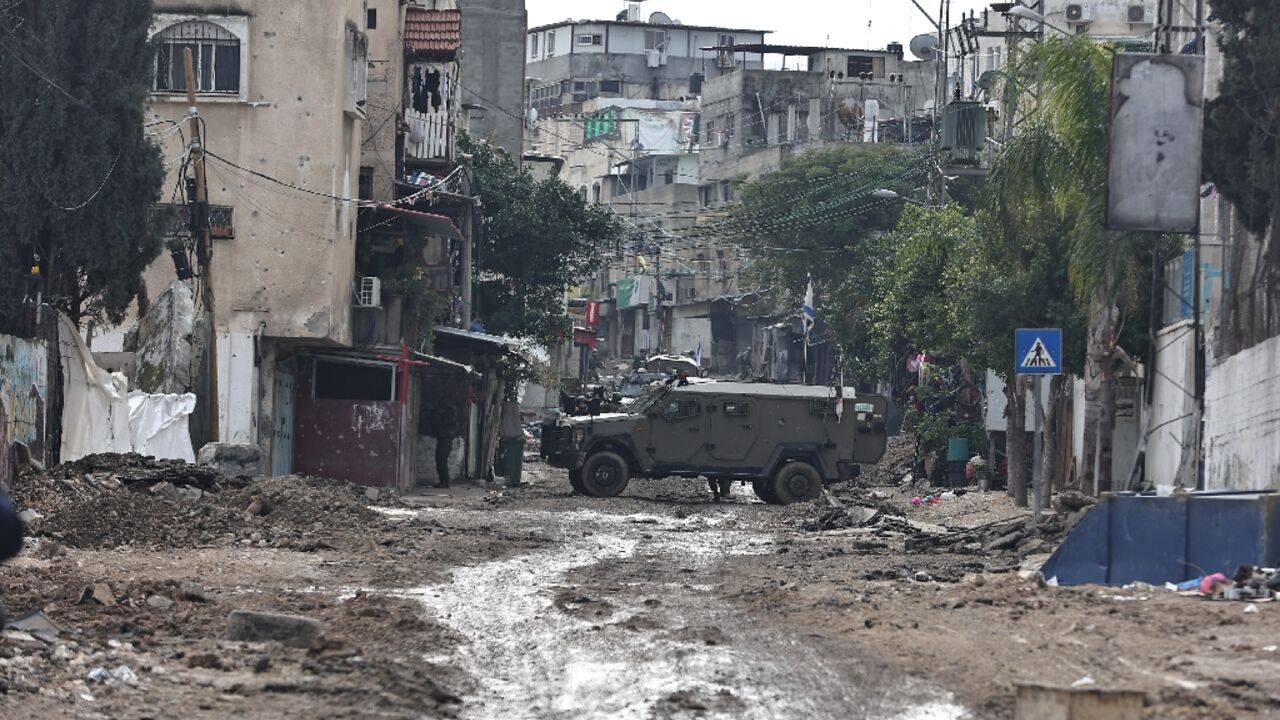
[863,436,915,486]
[9,453,389,550]
[51,452,226,488]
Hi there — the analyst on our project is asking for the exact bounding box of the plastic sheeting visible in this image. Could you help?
[60,315,131,461]
[59,314,196,463]
[127,391,197,463]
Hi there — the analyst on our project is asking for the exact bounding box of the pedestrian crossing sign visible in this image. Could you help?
[1015,328,1063,375]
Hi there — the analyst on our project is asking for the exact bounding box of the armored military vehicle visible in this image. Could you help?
[540,381,889,504]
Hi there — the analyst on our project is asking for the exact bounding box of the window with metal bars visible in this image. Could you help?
[661,399,701,420]
[809,399,837,415]
[153,21,241,94]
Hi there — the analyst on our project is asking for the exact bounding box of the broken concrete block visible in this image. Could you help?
[150,481,180,501]
[986,530,1024,552]
[81,583,116,606]
[146,595,174,610]
[198,443,264,477]
[365,487,380,502]
[1015,683,1144,720]
[226,610,320,648]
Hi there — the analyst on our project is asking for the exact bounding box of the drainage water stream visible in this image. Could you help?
[394,507,969,720]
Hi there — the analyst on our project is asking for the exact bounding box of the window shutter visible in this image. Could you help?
[215,44,239,92]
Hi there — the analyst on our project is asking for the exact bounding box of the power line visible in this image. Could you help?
[205,149,462,207]
[55,150,121,211]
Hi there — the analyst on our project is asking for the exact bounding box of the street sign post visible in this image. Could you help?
[1015,328,1063,376]
[1014,328,1062,518]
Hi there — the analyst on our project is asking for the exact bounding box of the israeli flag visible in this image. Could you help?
[801,275,816,340]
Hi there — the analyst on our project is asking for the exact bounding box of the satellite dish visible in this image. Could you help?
[909,33,939,61]
[977,70,996,91]
[649,11,673,25]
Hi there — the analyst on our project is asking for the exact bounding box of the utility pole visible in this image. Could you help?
[1190,0,1206,489]
[460,160,474,331]
[184,48,220,442]
[651,242,662,354]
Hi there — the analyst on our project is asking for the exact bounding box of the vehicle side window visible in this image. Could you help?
[723,401,749,416]
[661,399,701,420]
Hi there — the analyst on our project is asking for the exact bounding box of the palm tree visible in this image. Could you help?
[988,35,1163,495]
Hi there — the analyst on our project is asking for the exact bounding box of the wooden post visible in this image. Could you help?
[184,48,220,442]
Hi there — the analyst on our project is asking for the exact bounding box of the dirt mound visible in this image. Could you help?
[864,435,915,486]
[9,453,390,550]
[53,452,225,487]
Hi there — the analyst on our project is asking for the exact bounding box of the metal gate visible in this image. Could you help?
[271,364,294,476]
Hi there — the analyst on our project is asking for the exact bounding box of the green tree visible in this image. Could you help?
[0,0,167,334]
[1203,0,1280,236]
[463,135,624,342]
[722,144,929,376]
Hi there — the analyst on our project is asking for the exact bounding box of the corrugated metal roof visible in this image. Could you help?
[405,8,461,53]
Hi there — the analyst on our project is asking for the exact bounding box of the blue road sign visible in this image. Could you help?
[1015,328,1063,375]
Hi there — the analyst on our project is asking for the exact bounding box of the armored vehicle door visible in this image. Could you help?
[705,395,758,462]
[646,394,706,466]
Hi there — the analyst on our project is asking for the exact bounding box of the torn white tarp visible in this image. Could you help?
[59,314,131,461]
[127,391,196,463]
[58,313,197,463]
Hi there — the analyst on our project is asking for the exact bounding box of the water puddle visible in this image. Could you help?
[391,505,967,720]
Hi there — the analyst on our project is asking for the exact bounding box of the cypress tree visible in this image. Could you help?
[0,0,166,334]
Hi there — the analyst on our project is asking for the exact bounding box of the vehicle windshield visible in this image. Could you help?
[627,382,672,415]
[619,373,667,398]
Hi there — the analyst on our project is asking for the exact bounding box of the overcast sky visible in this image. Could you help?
[526,0,992,54]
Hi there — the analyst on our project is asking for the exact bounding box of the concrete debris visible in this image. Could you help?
[11,456,384,550]
[1055,490,1096,513]
[197,443,265,477]
[177,486,204,502]
[145,595,174,610]
[16,509,42,525]
[149,481,180,501]
[365,487,380,502]
[226,610,321,649]
[3,609,61,641]
[86,665,139,686]
[987,530,1024,552]
[178,581,208,602]
[81,583,116,607]
[133,280,196,395]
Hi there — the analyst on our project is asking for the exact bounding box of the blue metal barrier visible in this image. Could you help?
[1040,491,1280,586]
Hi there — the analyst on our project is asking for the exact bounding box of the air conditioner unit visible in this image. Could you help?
[1127,3,1154,24]
[356,276,382,308]
[1065,3,1092,23]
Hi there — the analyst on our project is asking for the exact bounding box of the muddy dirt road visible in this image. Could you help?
[394,500,965,720]
[5,458,1277,718]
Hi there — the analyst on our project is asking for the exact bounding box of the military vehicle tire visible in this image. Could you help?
[771,461,823,504]
[580,451,630,497]
[569,468,586,495]
[751,478,780,504]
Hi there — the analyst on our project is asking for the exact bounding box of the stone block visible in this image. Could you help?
[226,610,320,649]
